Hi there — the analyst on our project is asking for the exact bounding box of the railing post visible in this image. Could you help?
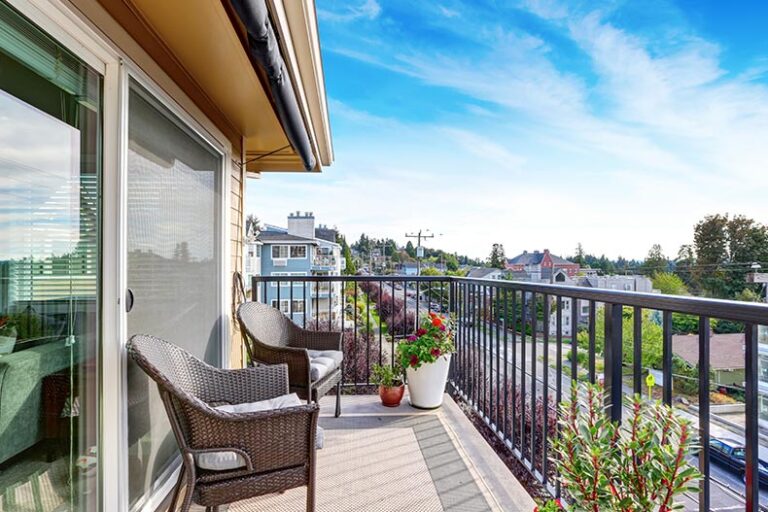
[603,302,623,423]
[745,323,759,512]
[449,279,456,316]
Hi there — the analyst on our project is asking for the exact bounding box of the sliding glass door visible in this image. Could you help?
[125,79,223,508]
[0,1,101,510]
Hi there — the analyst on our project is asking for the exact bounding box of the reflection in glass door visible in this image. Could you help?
[0,1,101,510]
[125,80,222,508]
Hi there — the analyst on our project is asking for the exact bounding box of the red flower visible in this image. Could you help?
[555,499,563,508]
[417,328,427,336]
[439,324,446,331]
[430,348,441,357]
[428,311,437,318]
[431,317,442,327]
[409,355,419,367]
[534,507,539,512]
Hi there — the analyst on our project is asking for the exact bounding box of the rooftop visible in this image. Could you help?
[673,332,745,371]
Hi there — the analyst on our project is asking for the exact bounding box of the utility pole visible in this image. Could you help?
[748,262,768,302]
[405,229,435,276]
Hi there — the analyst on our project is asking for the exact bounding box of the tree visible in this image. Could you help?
[652,272,689,296]
[445,253,459,272]
[573,243,586,267]
[692,214,768,298]
[642,244,668,276]
[578,307,663,370]
[488,243,506,269]
[405,241,416,258]
[337,234,357,275]
[245,214,260,235]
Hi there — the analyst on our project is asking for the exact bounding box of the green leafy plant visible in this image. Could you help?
[370,363,404,388]
[552,382,700,512]
[0,316,16,338]
[396,312,455,370]
[534,499,563,512]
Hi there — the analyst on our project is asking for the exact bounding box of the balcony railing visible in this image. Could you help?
[312,255,337,268]
[251,274,768,511]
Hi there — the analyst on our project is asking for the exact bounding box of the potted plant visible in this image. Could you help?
[371,363,405,407]
[551,382,701,511]
[396,312,455,409]
[0,316,17,356]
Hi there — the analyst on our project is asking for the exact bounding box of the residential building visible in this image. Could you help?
[759,324,768,428]
[397,262,419,276]
[0,1,332,510]
[506,249,580,280]
[256,212,344,326]
[467,267,506,280]
[580,274,655,293]
[673,333,745,387]
[243,222,262,294]
[547,273,656,336]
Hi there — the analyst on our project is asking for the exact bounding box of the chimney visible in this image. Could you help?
[544,249,550,254]
[287,211,315,239]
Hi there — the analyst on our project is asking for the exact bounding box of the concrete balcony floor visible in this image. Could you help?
[194,393,534,512]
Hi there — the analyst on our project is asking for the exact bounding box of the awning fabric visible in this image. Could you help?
[230,0,316,171]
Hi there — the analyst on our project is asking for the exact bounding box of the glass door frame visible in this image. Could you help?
[5,1,234,510]
[120,67,232,512]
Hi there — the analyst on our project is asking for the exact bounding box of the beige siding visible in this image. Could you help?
[229,151,246,369]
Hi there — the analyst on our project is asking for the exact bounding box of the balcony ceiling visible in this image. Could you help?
[94,0,313,172]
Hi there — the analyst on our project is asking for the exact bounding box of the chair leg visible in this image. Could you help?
[334,380,341,418]
[307,481,316,512]
[167,466,185,512]
[179,458,196,512]
[179,482,194,512]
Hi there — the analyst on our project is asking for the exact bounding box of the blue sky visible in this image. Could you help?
[246,0,768,261]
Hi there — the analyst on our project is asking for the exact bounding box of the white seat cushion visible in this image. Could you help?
[307,349,343,381]
[195,393,323,471]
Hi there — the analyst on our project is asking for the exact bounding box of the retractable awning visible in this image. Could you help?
[230,0,315,172]
[85,0,332,173]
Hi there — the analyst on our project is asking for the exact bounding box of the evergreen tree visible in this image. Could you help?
[642,244,668,276]
[405,241,416,258]
[488,243,507,269]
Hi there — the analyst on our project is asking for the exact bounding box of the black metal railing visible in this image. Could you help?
[251,274,768,511]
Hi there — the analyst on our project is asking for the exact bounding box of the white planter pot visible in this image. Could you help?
[406,354,451,409]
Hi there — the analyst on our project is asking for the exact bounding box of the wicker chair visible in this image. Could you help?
[237,301,343,418]
[127,334,319,512]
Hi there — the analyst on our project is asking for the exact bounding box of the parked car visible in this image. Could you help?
[710,438,768,486]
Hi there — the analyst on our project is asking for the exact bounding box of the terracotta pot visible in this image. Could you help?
[379,383,405,407]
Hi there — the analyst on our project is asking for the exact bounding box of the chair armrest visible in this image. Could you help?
[185,403,320,473]
[292,330,343,352]
[251,343,311,389]
[200,363,290,405]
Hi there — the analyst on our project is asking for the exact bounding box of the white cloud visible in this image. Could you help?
[251,1,768,259]
[318,0,381,23]
[437,5,460,18]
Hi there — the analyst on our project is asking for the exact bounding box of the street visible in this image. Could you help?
[461,321,768,510]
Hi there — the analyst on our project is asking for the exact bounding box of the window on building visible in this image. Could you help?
[270,272,307,287]
[760,354,768,382]
[271,299,290,314]
[256,246,261,257]
[292,300,305,313]
[290,245,307,258]
[272,245,289,259]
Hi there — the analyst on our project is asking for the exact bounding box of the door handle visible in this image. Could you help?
[125,288,135,313]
